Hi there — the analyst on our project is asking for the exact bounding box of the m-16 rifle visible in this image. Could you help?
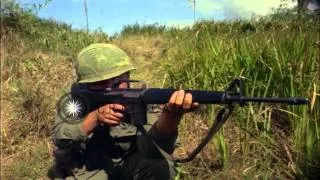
[58,79,309,163]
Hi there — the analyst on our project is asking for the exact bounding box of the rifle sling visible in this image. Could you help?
[136,105,234,163]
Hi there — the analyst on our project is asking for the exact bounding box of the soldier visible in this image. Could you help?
[52,43,198,179]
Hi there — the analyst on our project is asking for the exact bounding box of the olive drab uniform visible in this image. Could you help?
[52,105,177,179]
[51,44,177,179]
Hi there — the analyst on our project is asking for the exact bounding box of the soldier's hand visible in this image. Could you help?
[154,90,199,134]
[96,104,126,126]
[165,90,199,115]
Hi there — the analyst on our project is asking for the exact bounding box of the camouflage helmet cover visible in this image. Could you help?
[76,43,136,83]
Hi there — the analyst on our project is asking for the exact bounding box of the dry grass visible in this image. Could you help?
[1,29,170,179]
[112,35,168,87]
[174,113,243,179]
[114,35,167,59]
[1,40,75,179]
[2,137,54,179]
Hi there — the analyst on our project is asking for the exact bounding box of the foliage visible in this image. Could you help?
[1,0,109,57]
[162,15,319,180]
[118,23,167,37]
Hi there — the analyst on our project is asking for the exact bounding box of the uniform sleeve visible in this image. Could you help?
[137,105,178,158]
[52,114,88,149]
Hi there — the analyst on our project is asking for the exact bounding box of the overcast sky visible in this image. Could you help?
[18,0,295,35]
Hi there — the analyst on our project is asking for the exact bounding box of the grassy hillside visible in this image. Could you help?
[1,2,319,179]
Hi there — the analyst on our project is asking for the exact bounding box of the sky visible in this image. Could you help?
[17,0,295,36]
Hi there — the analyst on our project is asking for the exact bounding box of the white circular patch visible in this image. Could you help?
[57,93,89,123]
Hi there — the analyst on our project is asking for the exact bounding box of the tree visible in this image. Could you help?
[83,0,89,34]
[188,0,196,22]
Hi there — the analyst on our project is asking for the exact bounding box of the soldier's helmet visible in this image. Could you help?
[76,43,136,83]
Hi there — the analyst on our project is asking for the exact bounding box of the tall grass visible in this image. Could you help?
[119,23,167,38]
[163,16,319,178]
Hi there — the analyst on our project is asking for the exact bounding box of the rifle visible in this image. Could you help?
[57,79,309,163]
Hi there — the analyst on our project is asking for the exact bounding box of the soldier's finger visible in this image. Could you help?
[98,107,105,114]
[97,113,119,125]
[112,112,124,119]
[191,102,199,110]
[110,104,126,111]
[97,113,104,121]
[103,119,120,125]
[175,90,185,107]
[182,93,192,110]
[100,104,111,114]
[167,91,178,110]
[104,114,122,122]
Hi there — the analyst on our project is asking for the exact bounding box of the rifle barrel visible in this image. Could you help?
[241,97,309,105]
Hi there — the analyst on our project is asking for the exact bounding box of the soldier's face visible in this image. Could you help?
[88,72,129,90]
